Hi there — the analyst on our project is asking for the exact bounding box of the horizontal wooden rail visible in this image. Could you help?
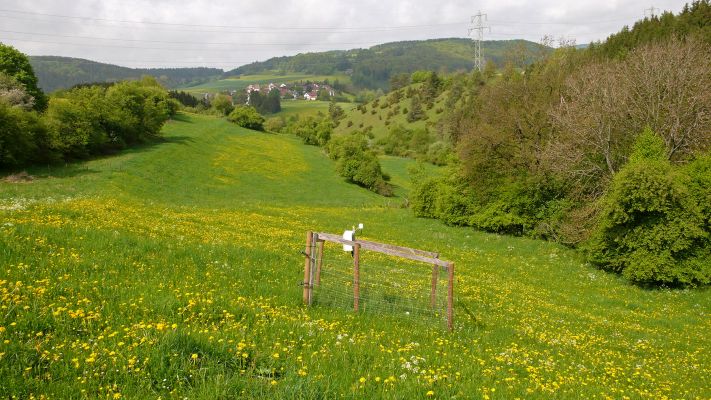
[316,232,449,268]
[357,238,439,259]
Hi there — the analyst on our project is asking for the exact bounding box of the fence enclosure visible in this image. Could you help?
[302,231,455,331]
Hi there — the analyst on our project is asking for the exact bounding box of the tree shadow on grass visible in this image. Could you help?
[1,135,195,181]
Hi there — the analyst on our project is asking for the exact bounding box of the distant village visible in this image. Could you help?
[241,82,336,102]
[198,81,339,106]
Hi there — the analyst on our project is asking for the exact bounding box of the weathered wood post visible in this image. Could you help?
[353,243,361,312]
[303,231,312,305]
[447,262,454,331]
[430,265,438,308]
[315,240,325,286]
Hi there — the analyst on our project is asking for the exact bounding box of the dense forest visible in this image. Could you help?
[29,56,222,93]
[227,39,545,90]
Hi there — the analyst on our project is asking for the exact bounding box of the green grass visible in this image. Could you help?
[180,73,351,95]
[335,85,450,140]
[1,113,709,399]
[277,100,344,120]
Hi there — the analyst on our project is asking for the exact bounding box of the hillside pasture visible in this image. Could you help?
[0,113,709,399]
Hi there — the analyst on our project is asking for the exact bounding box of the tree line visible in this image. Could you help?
[409,2,711,287]
[1,43,176,168]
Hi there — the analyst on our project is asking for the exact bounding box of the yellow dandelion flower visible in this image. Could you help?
[426,391,435,396]
[191,353,198,360]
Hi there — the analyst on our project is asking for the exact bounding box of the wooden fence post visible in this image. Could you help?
[353,243,361,312]
[430,265,438,308]
[303,231,312,305]
[447,262,454,331]
[316,240,325,286]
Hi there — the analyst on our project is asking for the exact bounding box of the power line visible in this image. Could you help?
[0,29,380,47]
[0,13,461,35]
[0,8,468,32]
[0,37,380,52]
[488,17,633,26]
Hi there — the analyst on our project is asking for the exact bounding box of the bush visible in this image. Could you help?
[588,130,710,286]
[410,177,441,218]
[104,77,172,144]
[0,101,46,167]
[264,117,285,133]
[211,94,234,116]
[227,106,265,131]
[285,117,332,146]
[327,133,392,196]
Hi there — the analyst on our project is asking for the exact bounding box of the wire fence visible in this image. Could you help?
[310,244,450,327]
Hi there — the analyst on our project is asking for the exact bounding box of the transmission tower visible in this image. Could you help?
[644,5,659,18]
[469,11,489,72]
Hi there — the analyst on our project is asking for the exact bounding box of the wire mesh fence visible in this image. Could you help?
[304,232,453,329]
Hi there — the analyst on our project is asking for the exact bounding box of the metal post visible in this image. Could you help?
[430,265,438,308]
[303,231,312,305]
[309,233,318,305]
[316,240,324,286]
[447,262,455,331]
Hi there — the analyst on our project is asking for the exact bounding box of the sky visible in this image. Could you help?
[0,0,691,71]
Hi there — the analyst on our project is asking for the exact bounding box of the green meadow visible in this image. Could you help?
[1,113,709,399]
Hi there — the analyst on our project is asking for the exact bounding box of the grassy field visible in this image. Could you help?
[180,73,351,95]
[278,100,336,120]
[335,86,451,140]
[1,113,709,399]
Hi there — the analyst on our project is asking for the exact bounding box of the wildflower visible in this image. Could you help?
[359,377,366,383]
[426,391,435,396]
[191,353,198,360]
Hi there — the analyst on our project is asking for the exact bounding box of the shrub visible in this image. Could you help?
[588,129,710,286]
[327,133,392,196]
[104,77,172,143]
[0,101,46,167]
[264,117,285,133]
[285,117,332,146]
[211,94,234,116]
[410,177,441,218]
[227,106,264,131]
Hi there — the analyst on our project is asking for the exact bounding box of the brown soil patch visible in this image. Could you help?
[4,171,35,183]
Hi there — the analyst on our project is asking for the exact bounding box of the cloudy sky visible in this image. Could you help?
[0,0,690,71]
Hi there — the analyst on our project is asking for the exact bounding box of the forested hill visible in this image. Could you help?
[589,0,711,57]
[226,38,545,90]
[29,56,223,92]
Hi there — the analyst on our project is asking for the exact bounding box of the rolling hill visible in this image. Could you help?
[226,38,546,90]
[0,112,708,398]
[29,56,223,93]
